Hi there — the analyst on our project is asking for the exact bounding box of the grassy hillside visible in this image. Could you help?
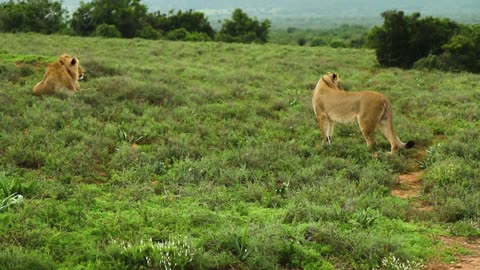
[0,33,480,269]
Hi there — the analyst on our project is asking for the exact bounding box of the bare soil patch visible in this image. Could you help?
[426,237,480,270]
[392,171,424,199]
[391,145,480,270]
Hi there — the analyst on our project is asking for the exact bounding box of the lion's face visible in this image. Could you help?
[322,73,343,90]
[59,54,84,81]
[78,64,85,80]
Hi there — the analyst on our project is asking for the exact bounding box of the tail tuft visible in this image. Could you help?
[405,141,415,149]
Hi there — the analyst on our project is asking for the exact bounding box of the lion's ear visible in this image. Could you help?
[332,73,337,81]
[71,58,77,65]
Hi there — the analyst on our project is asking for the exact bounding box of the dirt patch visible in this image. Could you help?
[426,237,480,270]
[391,140,480,269]
[392,171,424,199]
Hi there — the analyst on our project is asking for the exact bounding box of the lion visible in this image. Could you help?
[312,72,414,153]
[32,54,84,96]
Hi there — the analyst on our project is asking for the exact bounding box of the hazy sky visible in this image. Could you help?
[9,0,477,26]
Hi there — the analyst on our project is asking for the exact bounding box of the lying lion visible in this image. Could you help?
[33,54,85,96]
[312,72,414,154]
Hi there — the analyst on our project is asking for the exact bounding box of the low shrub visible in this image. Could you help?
[0,247,57,270]
[104,237,195,270]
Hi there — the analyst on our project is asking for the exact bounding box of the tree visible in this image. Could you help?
[166,28,188,40]
[0,0,67,34]
[409,16,459,60]
[367,10,460,69]
[145,9,215,40]
[95,23,121,38]
[166,9,214,38]
[441,26,480,73]
[137,24,161,40]
[414,27,480,73]
[71,0,148,38]
[367,10,417,68]
[217,8,271,44]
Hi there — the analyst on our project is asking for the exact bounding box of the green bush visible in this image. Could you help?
[186,32,211,41]
[166,28,189,41]
[297,37,307,46]
[310,37,327,47]
[0,62,18,82]
[95,24,122,38]
[0,247,57,270]
[414,53,456,71]
[0,0,67,34]
[217,8,271,43]
[137,25,162,40]
[72,0,148,38]
[368,10,459,69]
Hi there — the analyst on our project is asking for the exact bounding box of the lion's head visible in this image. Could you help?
[321,72,343,90]
[59,54,84,81]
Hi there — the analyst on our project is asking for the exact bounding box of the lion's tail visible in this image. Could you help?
[381,100,415,151]
[399,138,415,149]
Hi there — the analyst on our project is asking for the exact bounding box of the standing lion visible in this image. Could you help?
[312,72,414,154]
[32,54,85,96]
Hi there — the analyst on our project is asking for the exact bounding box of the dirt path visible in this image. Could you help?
[391,171,424,199]
[426,237,480,270]
[390,150,480,269]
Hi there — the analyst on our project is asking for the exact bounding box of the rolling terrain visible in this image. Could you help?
[0,33,480,269]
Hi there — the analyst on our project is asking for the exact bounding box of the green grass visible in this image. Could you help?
[0,32,479,269]
[0,53,55,64]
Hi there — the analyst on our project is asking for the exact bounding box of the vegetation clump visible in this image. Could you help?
[367,10,480,73]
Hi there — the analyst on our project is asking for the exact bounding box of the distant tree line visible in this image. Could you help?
[276,25,368,48]
[0,0,271,44]
[367,10,480,73]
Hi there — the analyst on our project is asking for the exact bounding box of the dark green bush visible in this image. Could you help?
[0,0,67,34]
[186,32,211,41]
[137,25,161,40]
[310,37,327,47]
[0,247,57,270]
[95,23,122,38]
[217,8,271,44]
[0,62,18,82]
[368,10,460,69]
[166,28,189,41]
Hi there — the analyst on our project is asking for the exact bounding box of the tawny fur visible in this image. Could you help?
[32,54,84,96]
[312,72,414,153]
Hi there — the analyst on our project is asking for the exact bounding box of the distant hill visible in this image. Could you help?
[61,0,480,27]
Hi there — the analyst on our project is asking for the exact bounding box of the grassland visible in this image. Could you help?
[0,32,480,269]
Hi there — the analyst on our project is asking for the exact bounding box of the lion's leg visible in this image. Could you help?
[379,119,400,153]
[33,79,54,95]
[316,113,330,144]
[327,121,335,144]
[357,117,377,149]
[32,82,43,96]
